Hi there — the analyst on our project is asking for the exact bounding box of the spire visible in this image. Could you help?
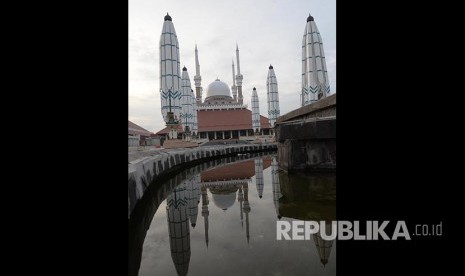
[269,64,273,69]
[194,45,202,102]
[307,13,314,22]
[182,66,187,71]
[232,59,236,86]
[195,44,200,77]
[164,12,172,21]
[236,43,241,75]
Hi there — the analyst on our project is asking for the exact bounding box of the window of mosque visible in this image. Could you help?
[247,129,254,136]
[263,129,270,135]
[240,130,246,136]
[200,132,207,138]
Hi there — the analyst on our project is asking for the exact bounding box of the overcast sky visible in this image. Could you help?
[129,0,335,132]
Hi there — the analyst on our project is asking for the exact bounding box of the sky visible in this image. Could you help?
[129,0,336,132]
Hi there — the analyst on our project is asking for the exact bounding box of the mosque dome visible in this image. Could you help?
[206,79,231,98]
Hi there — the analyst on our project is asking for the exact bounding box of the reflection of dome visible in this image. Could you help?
[206,79,231,98]
[209,186,238,210]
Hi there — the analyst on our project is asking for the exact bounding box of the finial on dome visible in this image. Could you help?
[164,13,172,21]
[182,66,187,71]
[307,13,314,22]
[253,87,256,90]
[269,64,273,69]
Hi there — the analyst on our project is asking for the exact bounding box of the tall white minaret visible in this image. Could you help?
[160,13,182,121]
[181,66,194,139]
[231,60,237,102]
[266,65,280,128]
[254,158,264,198]
[271,156,282,219]
[194,44,202,105]
[251,87,260,135]
[186,176,200,228]
[302,13,330,106]
[190,88,198,137]
[166,183,191,276]
[235,44,244,104]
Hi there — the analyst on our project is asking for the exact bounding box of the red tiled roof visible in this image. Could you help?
[201,156,272,181]
[155,108,271,135]
[128,120,153,136]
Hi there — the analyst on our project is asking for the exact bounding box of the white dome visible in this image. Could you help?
[206,79,231,98]
[211,193,236,210]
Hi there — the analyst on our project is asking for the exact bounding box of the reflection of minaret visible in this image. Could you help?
[186,175,200,228]
[160,13,182,121]
[242,182,250,244]
[237,186,244,228]
[254,158,264,198]
[166,182,190,276]
[251,87,260,135]
[231,60,237,102]
[301,13,330,106]
[271,157,282,219]
[313,221,334,267]
[235,44,244,104]
[201,186,209,247]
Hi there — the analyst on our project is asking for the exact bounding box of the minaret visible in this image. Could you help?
[271,157,282,219]
[254,158,264,198]
[302,13,330,106]
[242,182,250,244]
[186,176,200,228]
[201,186,209,247]
[166,183,191,276]
[194,44,202,105]
[191,88,198,138]
[251,87,260,136]
[181,66,193,141]
[266,65,280,128]
[313,221,334,267]
[231,60,237,102]
[235,44,244,104]
[160,13,182,122]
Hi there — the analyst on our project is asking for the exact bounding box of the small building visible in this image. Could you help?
[128,120,153,146]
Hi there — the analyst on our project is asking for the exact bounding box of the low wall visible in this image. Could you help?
[128,143,277,218]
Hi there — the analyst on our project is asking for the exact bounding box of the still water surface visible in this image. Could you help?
[129,153,335,276]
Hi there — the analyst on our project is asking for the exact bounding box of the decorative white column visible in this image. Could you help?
[251,87,260,136]
[266,65,280,128]
[302,13,330,106]
[235,44,244,104]
[160,13,182,121]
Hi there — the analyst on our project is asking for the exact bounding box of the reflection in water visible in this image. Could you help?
[166,184,191,276]
[129,153,336,276]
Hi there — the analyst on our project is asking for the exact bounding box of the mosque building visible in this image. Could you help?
[155,13,276,141]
